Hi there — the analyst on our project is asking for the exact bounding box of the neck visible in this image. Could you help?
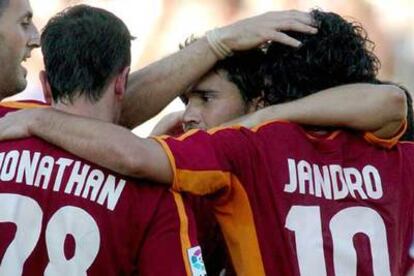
[52,94,117,123]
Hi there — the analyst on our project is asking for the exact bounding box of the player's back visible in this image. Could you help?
[229,122,414,275]
[159,120,414,276]
[0,103,201,275]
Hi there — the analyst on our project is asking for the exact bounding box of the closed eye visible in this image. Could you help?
[192,89,218,103]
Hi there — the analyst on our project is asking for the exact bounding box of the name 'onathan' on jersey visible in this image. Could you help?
[0,149,125,211]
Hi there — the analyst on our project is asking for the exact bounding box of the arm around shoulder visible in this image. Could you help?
[122,137,173,184]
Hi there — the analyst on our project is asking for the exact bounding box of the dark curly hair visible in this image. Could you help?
[263,10,380,103]
[180,37,265,104]
[213,49,265,102]
[263,9,413,140]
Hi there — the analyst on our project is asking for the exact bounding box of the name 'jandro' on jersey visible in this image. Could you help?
[284,158,383,200]
[0,149,126,211]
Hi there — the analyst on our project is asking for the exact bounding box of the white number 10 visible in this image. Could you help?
[0,194,100,275]
[285,206,391,276]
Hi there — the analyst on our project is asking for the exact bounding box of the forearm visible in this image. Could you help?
[276,84,407,132]
[121,10,318,128]
[29,109,172,183]
[230,84,407,137]
[121,37,217,128]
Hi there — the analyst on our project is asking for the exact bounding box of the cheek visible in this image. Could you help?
[204,101,246,127]
[0,44,17,76]
[11,25,27,45]
[1,31,24,60]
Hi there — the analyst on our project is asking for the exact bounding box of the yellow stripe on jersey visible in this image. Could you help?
[171,190,192,276]
[175,169,231,195]
[208,119,290,135]
[364,119,407,149]
[153,136,232,195]
[154,133,267,275]
[178,171,266,276]
[153,137,179,190]
[0,101,47,109]
[170,167,268,275]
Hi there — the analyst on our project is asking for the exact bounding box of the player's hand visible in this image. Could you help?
[150,111,185,136]
[0,108,38,141]
[218,10,317,50]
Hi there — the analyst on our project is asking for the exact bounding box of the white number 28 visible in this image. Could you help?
[0,193,100,276]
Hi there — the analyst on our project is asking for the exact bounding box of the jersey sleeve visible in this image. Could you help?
[137,190,206,276]
[363,119,407,149]
[153,126,252,196]
[0,100,48,118]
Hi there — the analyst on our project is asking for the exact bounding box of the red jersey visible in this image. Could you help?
[0,101,206,276]
[156,120,414,276]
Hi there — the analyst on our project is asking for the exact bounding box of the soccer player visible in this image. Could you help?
[154,10,413,275]
[0,0,319,124]
[0,9,411,276]
[119,10,320,129]
[0,5,205,275]
[150,35,412,275]
[152,48,409,140]
[161,11,413,275]
[0,4,321,274]
[0,0,39,101]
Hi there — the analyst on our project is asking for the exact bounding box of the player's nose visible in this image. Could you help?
[182,105,202,131]
[28,24,40,49]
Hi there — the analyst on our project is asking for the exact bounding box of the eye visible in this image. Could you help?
[201,93,214,102]
[21,21,30,29]
[21,17,32,29]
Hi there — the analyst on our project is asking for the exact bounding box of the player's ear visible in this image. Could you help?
[39,70,53,104]
[114,66,130,99]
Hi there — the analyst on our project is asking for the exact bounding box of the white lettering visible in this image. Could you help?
[53,158,74,192]
[284,158,298,193]
[284,159,383,201]
[34,156,55,189]
[65,161,90,195]
[329,165,348,200]
[298,160,314,195]
[313,164,332,199]
[97,175,126,211]
[343,167,367,199]
[82,169,105,201]
[363,166,383,199]
[0,150,126,211]
[1,151,20,181]
[16,151,40,186]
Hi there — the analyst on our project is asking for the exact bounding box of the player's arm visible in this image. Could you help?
[120,10,318,128]
[0,107,249,195]
[150,111,185,136]
[0,108,172,183]
[224,83,407,138]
